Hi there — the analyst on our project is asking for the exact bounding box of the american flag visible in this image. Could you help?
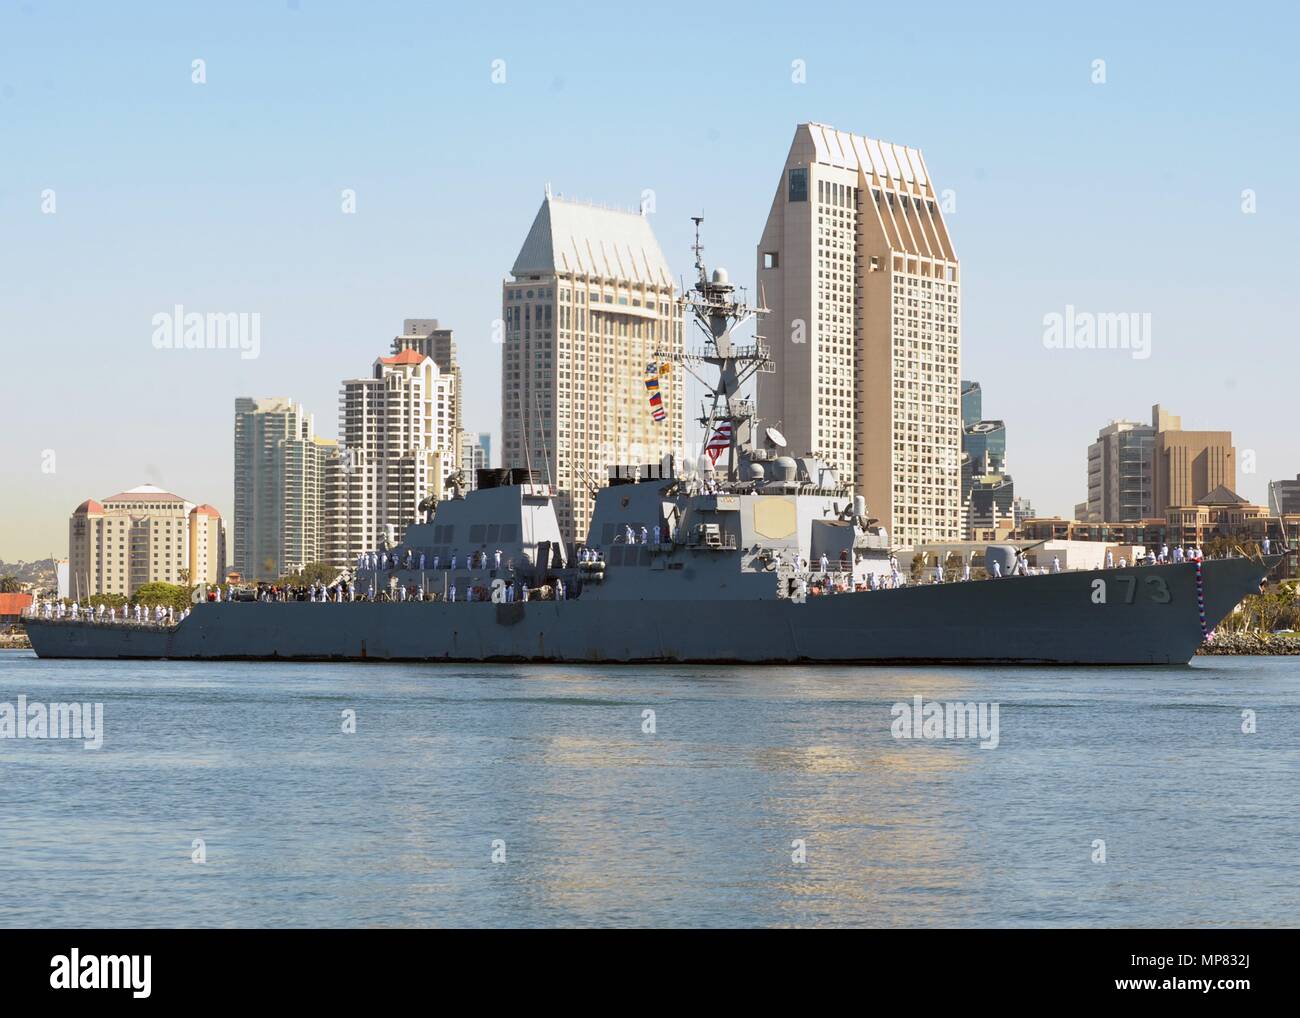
[704,420,732,464]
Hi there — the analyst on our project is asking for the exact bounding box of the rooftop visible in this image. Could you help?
[511,194,673,286]
[104,484,185,502]
[802,122,929,185]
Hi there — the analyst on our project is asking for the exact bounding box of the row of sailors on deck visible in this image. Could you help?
[358,549,508,572]
[1105,546,1203,569]
[35,601,192,624]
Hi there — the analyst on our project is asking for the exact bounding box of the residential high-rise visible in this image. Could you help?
[68,485,226,599]
[391,318,462,475]
[334,349,455,560]
[233,397,334,580]
[1086,419,1155,523]
[757,123,961,548]
[503,192,683,545]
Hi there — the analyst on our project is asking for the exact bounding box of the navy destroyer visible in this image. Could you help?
[24,226,1273,665]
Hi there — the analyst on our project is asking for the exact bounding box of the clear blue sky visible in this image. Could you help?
[2,0,1297,559]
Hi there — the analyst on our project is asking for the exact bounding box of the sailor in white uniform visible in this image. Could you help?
[1052,556,1061,573]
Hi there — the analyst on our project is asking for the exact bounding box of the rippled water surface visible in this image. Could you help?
[1,651,1297,927]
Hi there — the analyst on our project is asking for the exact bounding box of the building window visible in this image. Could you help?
[763,251,779,269]
[788,168,808,203]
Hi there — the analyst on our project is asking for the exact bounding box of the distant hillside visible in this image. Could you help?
[0,558,57,592]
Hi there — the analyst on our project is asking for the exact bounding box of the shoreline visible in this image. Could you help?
[1197,633,1300,656]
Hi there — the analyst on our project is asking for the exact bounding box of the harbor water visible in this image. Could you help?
[1,651,1297,927]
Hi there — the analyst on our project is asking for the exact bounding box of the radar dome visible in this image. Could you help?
[712,267,729,285]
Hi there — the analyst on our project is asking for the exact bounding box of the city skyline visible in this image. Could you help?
[3,1,1298,560]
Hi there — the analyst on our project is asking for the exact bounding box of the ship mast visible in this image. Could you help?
[665,217,772,482]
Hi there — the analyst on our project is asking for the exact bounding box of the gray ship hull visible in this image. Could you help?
[23,558,1272,665]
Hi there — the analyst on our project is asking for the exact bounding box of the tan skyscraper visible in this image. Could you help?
[757,123,961,547]
[503,192,683,545]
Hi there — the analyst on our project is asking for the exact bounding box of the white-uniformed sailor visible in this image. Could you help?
[1052,556,1061,573]
[819,553,829,575]
[494,549,502,569]
[991,560,1002,578]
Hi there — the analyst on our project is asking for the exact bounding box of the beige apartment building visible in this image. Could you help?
[233,397,338,580]
[503,193,683,545]
[333,348,455,561]
[756,123,962,547]
[391,318,462,474]
[68,484,226,599]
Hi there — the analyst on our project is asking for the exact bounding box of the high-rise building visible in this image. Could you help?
[1086,419,1155,523]
[68,485,225,599]
[233,397,334,580]
[960,379,982,429]
[757,123,961,548]
[503,192,683,545]
[1085,404,1234,521]
[391,319,462,475]
[1152,407,1234,516]
[460,430,489,490]
[1268,474,1300,516]
[334,349,455,560]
